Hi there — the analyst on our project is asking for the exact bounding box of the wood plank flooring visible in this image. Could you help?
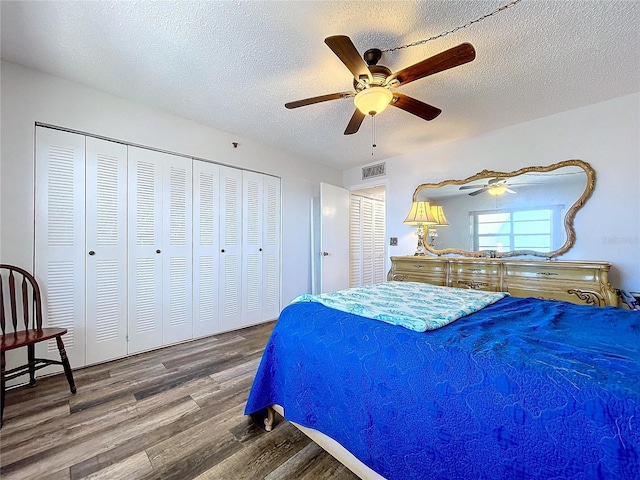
[0,322,358,480]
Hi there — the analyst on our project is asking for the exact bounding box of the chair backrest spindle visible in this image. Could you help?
[0,273,5,335]
[8,269,18,333]
[22,276,30,330]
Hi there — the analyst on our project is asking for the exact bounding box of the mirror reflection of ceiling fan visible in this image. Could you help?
[459,178,519,196]
[285,36,476,135]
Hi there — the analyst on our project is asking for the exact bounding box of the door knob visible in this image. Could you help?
[322,252,329,256]
[156,249,161,254]
[88,251,95,256]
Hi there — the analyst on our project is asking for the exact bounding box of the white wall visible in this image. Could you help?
[0,60,343,304]
[344,93,640,291]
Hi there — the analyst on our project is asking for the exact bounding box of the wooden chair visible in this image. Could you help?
[0,264,76,428]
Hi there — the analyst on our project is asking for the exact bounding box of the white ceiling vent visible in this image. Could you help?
[362,162,386,180]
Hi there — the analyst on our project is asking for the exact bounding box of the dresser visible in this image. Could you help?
[388,256,619,307]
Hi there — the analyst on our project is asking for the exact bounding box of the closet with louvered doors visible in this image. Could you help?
[34,126,281,368]
[349,191,386,288]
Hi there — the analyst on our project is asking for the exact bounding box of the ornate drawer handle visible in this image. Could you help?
[457,280,489,290]
[537,272,558,276]
[468,268,482,273]
[413,264,424,268]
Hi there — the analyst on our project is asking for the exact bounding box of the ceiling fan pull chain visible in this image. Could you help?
[381,0,524,53]
[371,115,377,156]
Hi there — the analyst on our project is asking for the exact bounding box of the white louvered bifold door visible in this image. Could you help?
[127,147,164,354]
[219,166,243,332]
[242,171,263,326]
[192,161,220,338]
[162,154,193,345]
[361,199,375,285]
[85,137,128,365]
[35,127,87,370]
[349,196,363,288]
[373,199,386,284]
[261,175,281,322]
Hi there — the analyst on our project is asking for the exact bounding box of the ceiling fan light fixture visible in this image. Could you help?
[354,87,393,116]
[488,185,507,196]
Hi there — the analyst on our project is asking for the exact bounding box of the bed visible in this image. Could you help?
[245,281,640,479]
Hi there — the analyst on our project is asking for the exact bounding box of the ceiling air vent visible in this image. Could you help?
[362,162,386,180]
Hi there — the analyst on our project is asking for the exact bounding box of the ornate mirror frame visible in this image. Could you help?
[412,159,596,258]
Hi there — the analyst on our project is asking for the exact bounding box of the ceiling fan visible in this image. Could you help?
[285,36,476,135]
[459,178,517,196]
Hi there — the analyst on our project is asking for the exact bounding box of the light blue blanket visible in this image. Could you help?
[292,281,508,332]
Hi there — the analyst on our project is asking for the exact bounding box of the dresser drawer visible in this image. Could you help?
[503,262,603,284]
[393,258,447,275]
[505,286,606,306]
[450,261,499,276]
[389,257,447,286]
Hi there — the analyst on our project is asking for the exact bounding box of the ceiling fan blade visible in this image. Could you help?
[391,93,442,121]
[285,92,353,109]
[469,187,488,196]
[325,35,373,83]
[344,109,366,135]
[386,43,476,87]
[459,185,483,190]
[505,188,517,194]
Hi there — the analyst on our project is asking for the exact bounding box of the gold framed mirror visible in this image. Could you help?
[413,159,595,258]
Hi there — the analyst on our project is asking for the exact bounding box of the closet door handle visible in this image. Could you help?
[221,249,226,253]
[88,251,95,256]
[156,249,161,254]
[259,248,263,252]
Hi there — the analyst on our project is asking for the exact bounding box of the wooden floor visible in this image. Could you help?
[0,322,358,480]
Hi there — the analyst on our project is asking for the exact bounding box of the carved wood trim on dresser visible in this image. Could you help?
[388,256,619,307]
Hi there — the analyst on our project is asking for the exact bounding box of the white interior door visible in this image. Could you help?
[162,153,193,345]
[261,175,281,321]
[85,137,128,365]
[192,160,220,338]
[242,171,263,326]
[127,146,164,354]
[35,127,87,370]
[219,166,243,332]
[319,182,350,293]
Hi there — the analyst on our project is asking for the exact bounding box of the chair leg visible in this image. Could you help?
[28,344,36,386]
[1,351,6,429]
[55,336,76,394]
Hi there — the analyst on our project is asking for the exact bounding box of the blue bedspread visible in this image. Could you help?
[245,296,640,480]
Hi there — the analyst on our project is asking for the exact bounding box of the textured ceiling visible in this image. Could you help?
[2,1,639,171]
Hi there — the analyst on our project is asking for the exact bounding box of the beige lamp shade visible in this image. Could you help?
[430,205,450,225]
[403,201,438,225]
[354,87,393,116]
